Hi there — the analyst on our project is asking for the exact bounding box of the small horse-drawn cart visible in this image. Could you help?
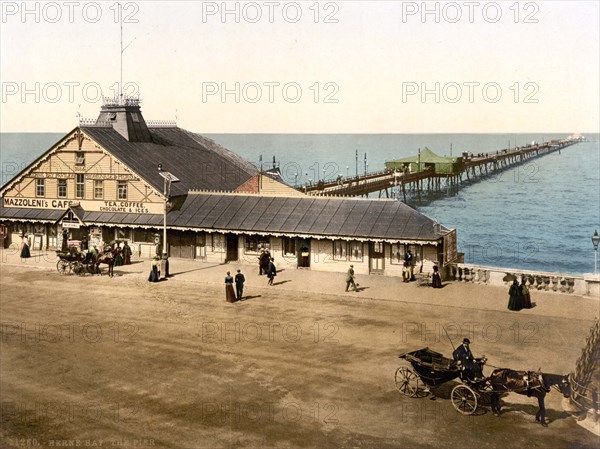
[394,347,491,415]
[56,250,96,276]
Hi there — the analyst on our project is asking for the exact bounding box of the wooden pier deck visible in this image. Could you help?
[298,136,583,201]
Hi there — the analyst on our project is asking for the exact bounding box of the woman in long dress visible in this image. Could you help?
[148,256,160,282]
[225,271,237,302]
[520,278,532,308]
[507,279,522,311]
[20,234,30,258]
[431,263,442,288]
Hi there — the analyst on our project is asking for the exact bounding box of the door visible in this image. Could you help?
[369,242,385,274]
[226,234,238,262]
[170,231,195,259]
[297,239,311,268]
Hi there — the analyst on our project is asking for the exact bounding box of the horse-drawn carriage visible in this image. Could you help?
[395,347,491,415]
[56,250,96,276]
[56,246,117,277]
[394,347,571,425]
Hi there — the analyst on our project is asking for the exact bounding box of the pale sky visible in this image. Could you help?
[1,0,599,133]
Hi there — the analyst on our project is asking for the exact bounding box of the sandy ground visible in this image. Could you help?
[0,252,598,449]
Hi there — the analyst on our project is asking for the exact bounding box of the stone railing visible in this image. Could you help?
[447,264,599,297]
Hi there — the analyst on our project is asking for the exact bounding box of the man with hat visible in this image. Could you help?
[345,264,358,292]
[452,338,485,382]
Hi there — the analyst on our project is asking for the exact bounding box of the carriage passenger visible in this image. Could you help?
[452,338,485,382]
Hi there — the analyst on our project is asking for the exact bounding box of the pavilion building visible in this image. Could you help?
[0,97,457,276]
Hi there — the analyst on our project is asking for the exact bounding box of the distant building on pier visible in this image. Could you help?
[385,147,464,175]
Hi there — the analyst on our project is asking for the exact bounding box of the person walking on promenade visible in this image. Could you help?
[507,279,522,311]
[122,241,132,265]
[345,265,358,292]
[20,234,30,259]
[404,249,414,281]
[431,263,442,288]
[258,250,266,275]
[235,269,245,301]
[225,271,237,302]
[148,256,160,282]
[267,258,277,286]
[520,277,532,309]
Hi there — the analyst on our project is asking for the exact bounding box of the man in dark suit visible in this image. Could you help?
[235,269,245,301]
[452,338,484,381]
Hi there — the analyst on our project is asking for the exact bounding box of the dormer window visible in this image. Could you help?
[75,151,85,165]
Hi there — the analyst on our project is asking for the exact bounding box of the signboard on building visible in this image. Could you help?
[443,229,457,266]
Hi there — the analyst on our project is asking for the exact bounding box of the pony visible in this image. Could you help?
[489,368,571,426]
[93,247,119,277]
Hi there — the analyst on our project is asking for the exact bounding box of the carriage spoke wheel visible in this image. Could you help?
[451,385,478,415]
[56,260,70,275]
[395,367,423,398]
[73,262,85,276]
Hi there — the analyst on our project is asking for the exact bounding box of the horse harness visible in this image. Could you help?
[522,371,549,396]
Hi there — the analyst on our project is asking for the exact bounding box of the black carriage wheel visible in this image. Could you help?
[451,385,478,415]
[395,367,423,398]
[57,260,70,275]
[87,262,96,274]
[73,262,85,276]
[475,381,493,405]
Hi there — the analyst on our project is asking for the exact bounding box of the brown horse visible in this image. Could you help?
[489,368,571,426]
[93,248,118,277]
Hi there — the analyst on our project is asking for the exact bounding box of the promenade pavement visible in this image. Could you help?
[1,248,597,322]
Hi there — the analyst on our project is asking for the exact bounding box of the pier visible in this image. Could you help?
[299,135,584,202]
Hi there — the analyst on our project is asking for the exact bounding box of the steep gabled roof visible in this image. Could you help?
[81,126,259,196]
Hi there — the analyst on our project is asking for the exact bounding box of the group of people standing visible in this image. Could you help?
[258,249,277,286]
[507,278,532,311]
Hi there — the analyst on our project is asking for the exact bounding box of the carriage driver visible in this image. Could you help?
[452,338,485,382]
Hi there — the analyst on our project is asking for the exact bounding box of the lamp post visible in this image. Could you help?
[158,164,179,278]
[592,230,600,277]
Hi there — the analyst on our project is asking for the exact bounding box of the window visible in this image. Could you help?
[75,152,85,165]
[283,237,296,256]
[332,240,347,260]
[349,241,363,262]
[57,179,67,198]
[390,243,405,265]
[118,181,127,200]
[212,234,224,252]
[116,228,131,241]
[94,180,103,199]
[76,174,85,198]
[244,235,270,253]
[134,229,159,243]
[35,178,45,197]
[196,233,206,259]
